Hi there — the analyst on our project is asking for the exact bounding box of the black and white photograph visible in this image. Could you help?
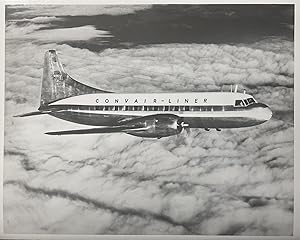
[3,3,294,236]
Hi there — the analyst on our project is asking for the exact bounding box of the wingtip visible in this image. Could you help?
[13,113,32,117]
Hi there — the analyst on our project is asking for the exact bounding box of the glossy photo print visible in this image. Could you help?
[4,4,294,235]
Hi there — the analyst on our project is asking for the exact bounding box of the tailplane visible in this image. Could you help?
[39,50,110,110]
[14,111,50,117]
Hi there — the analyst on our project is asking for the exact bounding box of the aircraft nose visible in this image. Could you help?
[254,103,272,122]
[263,106,272,121]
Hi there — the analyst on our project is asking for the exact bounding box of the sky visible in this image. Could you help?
[4,4,294,235]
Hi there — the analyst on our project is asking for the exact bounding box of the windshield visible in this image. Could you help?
[235,97,256,107]
[247,98,255,104]
[235,100,245,107]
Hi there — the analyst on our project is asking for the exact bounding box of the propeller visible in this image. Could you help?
[177,118,190,134]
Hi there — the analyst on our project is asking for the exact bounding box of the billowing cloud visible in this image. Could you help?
[8,5,152,17]
[4,6,294,235]
[8,16,63,23]
[6,23,112,42]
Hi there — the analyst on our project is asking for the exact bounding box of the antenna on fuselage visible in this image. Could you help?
[234,84,238,93]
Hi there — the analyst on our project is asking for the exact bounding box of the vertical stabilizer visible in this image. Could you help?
[39,50,110,109]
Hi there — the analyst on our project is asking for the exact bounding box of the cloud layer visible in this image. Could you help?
[6,22,112,42]
[8,5,152,17]
[8,16,63,23]
[4,5,294,236]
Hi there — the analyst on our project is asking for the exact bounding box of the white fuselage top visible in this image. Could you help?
[50,92,254,107]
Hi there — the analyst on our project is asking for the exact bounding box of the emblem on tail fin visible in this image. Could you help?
[39,50,111,110]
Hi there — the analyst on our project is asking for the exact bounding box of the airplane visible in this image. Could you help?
[16,50,272,139]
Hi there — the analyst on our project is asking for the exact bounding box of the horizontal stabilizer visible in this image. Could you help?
[14,111,49,117]
[45,126,149,135]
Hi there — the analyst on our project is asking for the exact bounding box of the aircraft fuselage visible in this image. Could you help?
[45,92,272,129]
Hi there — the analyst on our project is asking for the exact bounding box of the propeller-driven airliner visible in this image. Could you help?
[16,50,272,138]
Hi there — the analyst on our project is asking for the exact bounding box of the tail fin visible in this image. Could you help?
[39,50,110,109]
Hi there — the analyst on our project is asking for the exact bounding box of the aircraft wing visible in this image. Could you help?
[45,125,150,135]
[45,114,183,137]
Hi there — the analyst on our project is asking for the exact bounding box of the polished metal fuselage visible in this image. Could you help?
[48,102,272,129]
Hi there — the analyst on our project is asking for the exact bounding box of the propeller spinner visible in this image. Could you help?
[177,118,190,133]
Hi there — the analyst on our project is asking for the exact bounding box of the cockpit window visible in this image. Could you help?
[235,98,255,107]
[247,98,255,104]
[235,100,244,107]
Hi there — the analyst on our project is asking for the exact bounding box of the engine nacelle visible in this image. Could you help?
[124,114,185,138]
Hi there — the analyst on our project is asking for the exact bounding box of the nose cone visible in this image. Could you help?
[262,106,272,121]
[254,104,272,122]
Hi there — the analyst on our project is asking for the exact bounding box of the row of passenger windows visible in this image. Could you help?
[66,105,242,112]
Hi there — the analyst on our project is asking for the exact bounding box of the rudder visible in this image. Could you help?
[39,50,110,109]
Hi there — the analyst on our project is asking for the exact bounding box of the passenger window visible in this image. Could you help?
[244,99,249,106]
[214,106,222,111]
[185,106,189,111]
[174,106,179,111]
[164,106,169,111]
[235,100,244,107]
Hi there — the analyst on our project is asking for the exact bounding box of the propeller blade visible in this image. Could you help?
[177,118,190,134]
[186,127,191,135]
